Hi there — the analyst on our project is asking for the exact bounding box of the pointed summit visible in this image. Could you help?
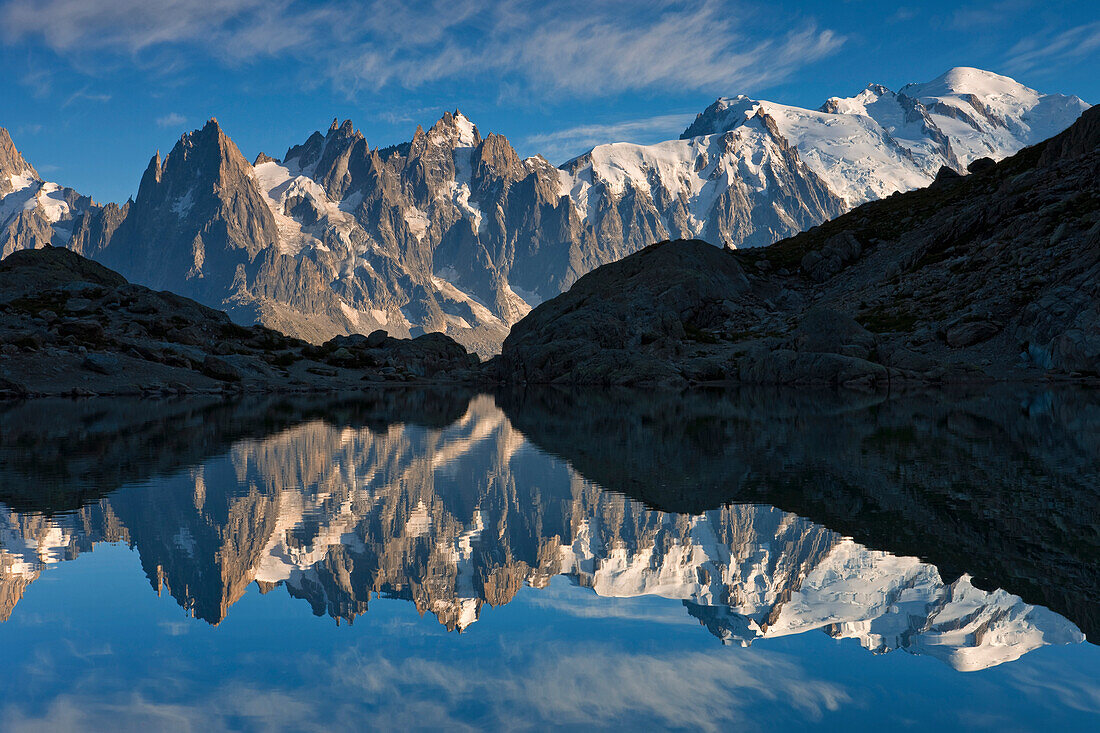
[138,150,163,191]
[680,95,761,139]
[284,131,325,169]
[452,110,479,146]
[427,110,480,147]
[0,127,38,181]
[100,117,279,299]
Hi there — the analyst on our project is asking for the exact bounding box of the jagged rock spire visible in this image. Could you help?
[0,127,38,180]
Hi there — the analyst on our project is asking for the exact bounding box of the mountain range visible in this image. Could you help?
[0,67,1088,353]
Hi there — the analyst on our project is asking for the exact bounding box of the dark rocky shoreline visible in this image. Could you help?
[0,247,478,399]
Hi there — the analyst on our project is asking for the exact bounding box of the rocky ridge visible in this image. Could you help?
[495,104,1100,385]
[0,127,124,261]
[0,246,477,397]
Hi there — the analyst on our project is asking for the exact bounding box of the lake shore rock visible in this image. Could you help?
[0,246,478,398]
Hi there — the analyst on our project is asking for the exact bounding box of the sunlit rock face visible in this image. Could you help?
[0,389,1091,669]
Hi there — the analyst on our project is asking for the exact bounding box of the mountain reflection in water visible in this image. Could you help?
[0,387,1096,676]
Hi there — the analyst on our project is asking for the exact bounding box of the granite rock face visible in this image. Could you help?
[98,120,281,304]
[0,128,36,194]
[495,105,1100,385]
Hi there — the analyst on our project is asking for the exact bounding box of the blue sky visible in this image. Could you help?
[0,0,1096,203]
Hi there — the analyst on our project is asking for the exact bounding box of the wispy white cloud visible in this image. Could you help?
[326,647,852,729]
[155,112,188,128]
[327,2,843,99]
[1,645,851,731]
[20,68,54,99]
[61,86,111,107]
[0,0,270,54]
[0,0,843,100]
[523,112,697,164]
[888,7,918,24]
[1004,21,1100,78]
[951,0,1032,30]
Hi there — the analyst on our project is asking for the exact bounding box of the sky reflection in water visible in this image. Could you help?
[0,388,1097,730]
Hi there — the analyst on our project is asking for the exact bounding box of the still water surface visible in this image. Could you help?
[0,387,1097,730]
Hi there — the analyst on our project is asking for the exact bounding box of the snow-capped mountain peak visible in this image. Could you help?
[0,126,111,258]
[896,66,1088,161]
[0,68,1089,353]
[679,94,764,139]
[450,110,480,148]
[902,66,1038,106]
[672,67,1088,210]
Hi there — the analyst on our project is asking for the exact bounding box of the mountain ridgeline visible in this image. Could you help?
[496,102,1100,385]
[0,68,1088,354]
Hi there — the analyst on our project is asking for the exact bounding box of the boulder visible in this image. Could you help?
[738,349,887,387]
[82,353,121,375]
[931,165,963,186]
[793,307,875,359]
[800,231,862,282]
[946,320,1000,348]
[876,343,938,374]
[56,319,105,343]
[967,157,996,174]
[0,377,27,397]
[64,297,93,313]
[201,355,241,382]
[1052,329,1100,374]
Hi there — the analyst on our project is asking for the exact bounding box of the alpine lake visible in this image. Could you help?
[0,386,1097,731]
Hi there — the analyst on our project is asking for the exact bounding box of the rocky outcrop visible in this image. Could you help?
[0,246,477,397]
[495,240,753,385]
[495,105,1100,385]
[98,120,281,302]
[0,127,36,192]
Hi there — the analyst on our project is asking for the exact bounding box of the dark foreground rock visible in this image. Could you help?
[493,106,1100,386]
[0,247,478,397]
[495,239,752,385]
